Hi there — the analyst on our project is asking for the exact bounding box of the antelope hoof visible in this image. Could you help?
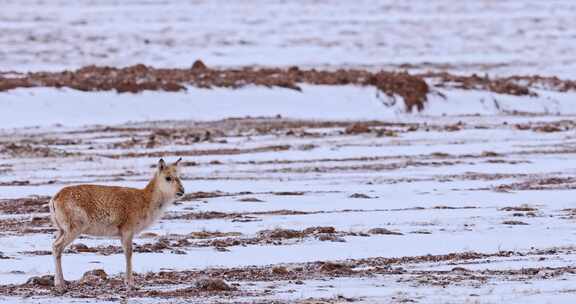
[54,280,66,291]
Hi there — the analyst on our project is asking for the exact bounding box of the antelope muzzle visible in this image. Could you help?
[176,185,185,198]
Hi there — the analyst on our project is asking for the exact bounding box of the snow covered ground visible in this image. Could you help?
[1,103,576,302]
[1,1,576,302]
[1,85,576,129]
[2,0,576,78]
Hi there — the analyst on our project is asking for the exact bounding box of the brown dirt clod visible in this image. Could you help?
[271,266,290,275]
[303,226,337,234]
[69,243,98,253]
[502,220,529,225]
[345,124,371,134]
[257,229,303,239]
[25,275,54,287]
[237,197,265,203]
[349,193,373,199]
[318,262,354,273]
[194,278,235,292]
[80,269,108,284]
[367,228,403,235]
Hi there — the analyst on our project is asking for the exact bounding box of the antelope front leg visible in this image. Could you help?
[120,232,134,289]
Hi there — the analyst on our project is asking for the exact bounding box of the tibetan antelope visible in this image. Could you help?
[49,158,185,289]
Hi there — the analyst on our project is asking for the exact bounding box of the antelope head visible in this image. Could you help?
[156,158,185,200]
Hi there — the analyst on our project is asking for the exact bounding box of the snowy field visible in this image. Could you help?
[1,88,576,302]
[1,0,576,303]
[1,0,576,77]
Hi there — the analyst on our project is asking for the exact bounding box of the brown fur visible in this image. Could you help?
[50,158,185,289]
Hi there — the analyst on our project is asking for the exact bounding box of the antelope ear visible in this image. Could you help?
[158,158,166,171]
[174,157,182,166]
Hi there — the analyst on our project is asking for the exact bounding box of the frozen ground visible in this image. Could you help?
[1,0,576,77]
[2,85,576,129]
[1,95,576,302]
[1,0,576,302]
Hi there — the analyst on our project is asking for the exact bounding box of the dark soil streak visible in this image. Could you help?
[0,64,429,111]
[2,248,571,300]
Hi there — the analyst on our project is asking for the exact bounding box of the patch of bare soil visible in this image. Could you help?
[168,204,479,223]
[367,228,403,235]
[61,119,420,155]
[424,72,536,96]
[0,180,58,186]
[410,265,576,288]
[318,262,354,274]
[263,160,467,174]
[481,265,576,278]
[26,275,54,286]
[500,206,538,212]
[194,278,236,291]
[3,248,571,300]
[0,143,74,158]
[502,220,529,225]
[110,144,291,159]
[0,216,54,235]
[483,159,530,165]
[500,206,539,218]
[3,118,530,167]
[164,209,306,222]
[423,72,576,97]
[349,193,374,199]
[80,269,108,284]
[514,121,576,133]
[0,196,51,214]
[297,295,359,304]
[28,226,382,256]
[345,123,372,134]
[0,64,430,112]
[494,177,576,191]
[178,190,315,202]
[4,271,249,300]
[438,172,531,183]
[558,208,576,220]
[237,197,265,202]
[273,191,305,196]
[533,125,563,133]
[185,149,525,172]
[84,118,417,137]
[112,129,225,149]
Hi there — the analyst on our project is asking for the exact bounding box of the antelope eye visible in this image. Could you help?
[165,176,173,182]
